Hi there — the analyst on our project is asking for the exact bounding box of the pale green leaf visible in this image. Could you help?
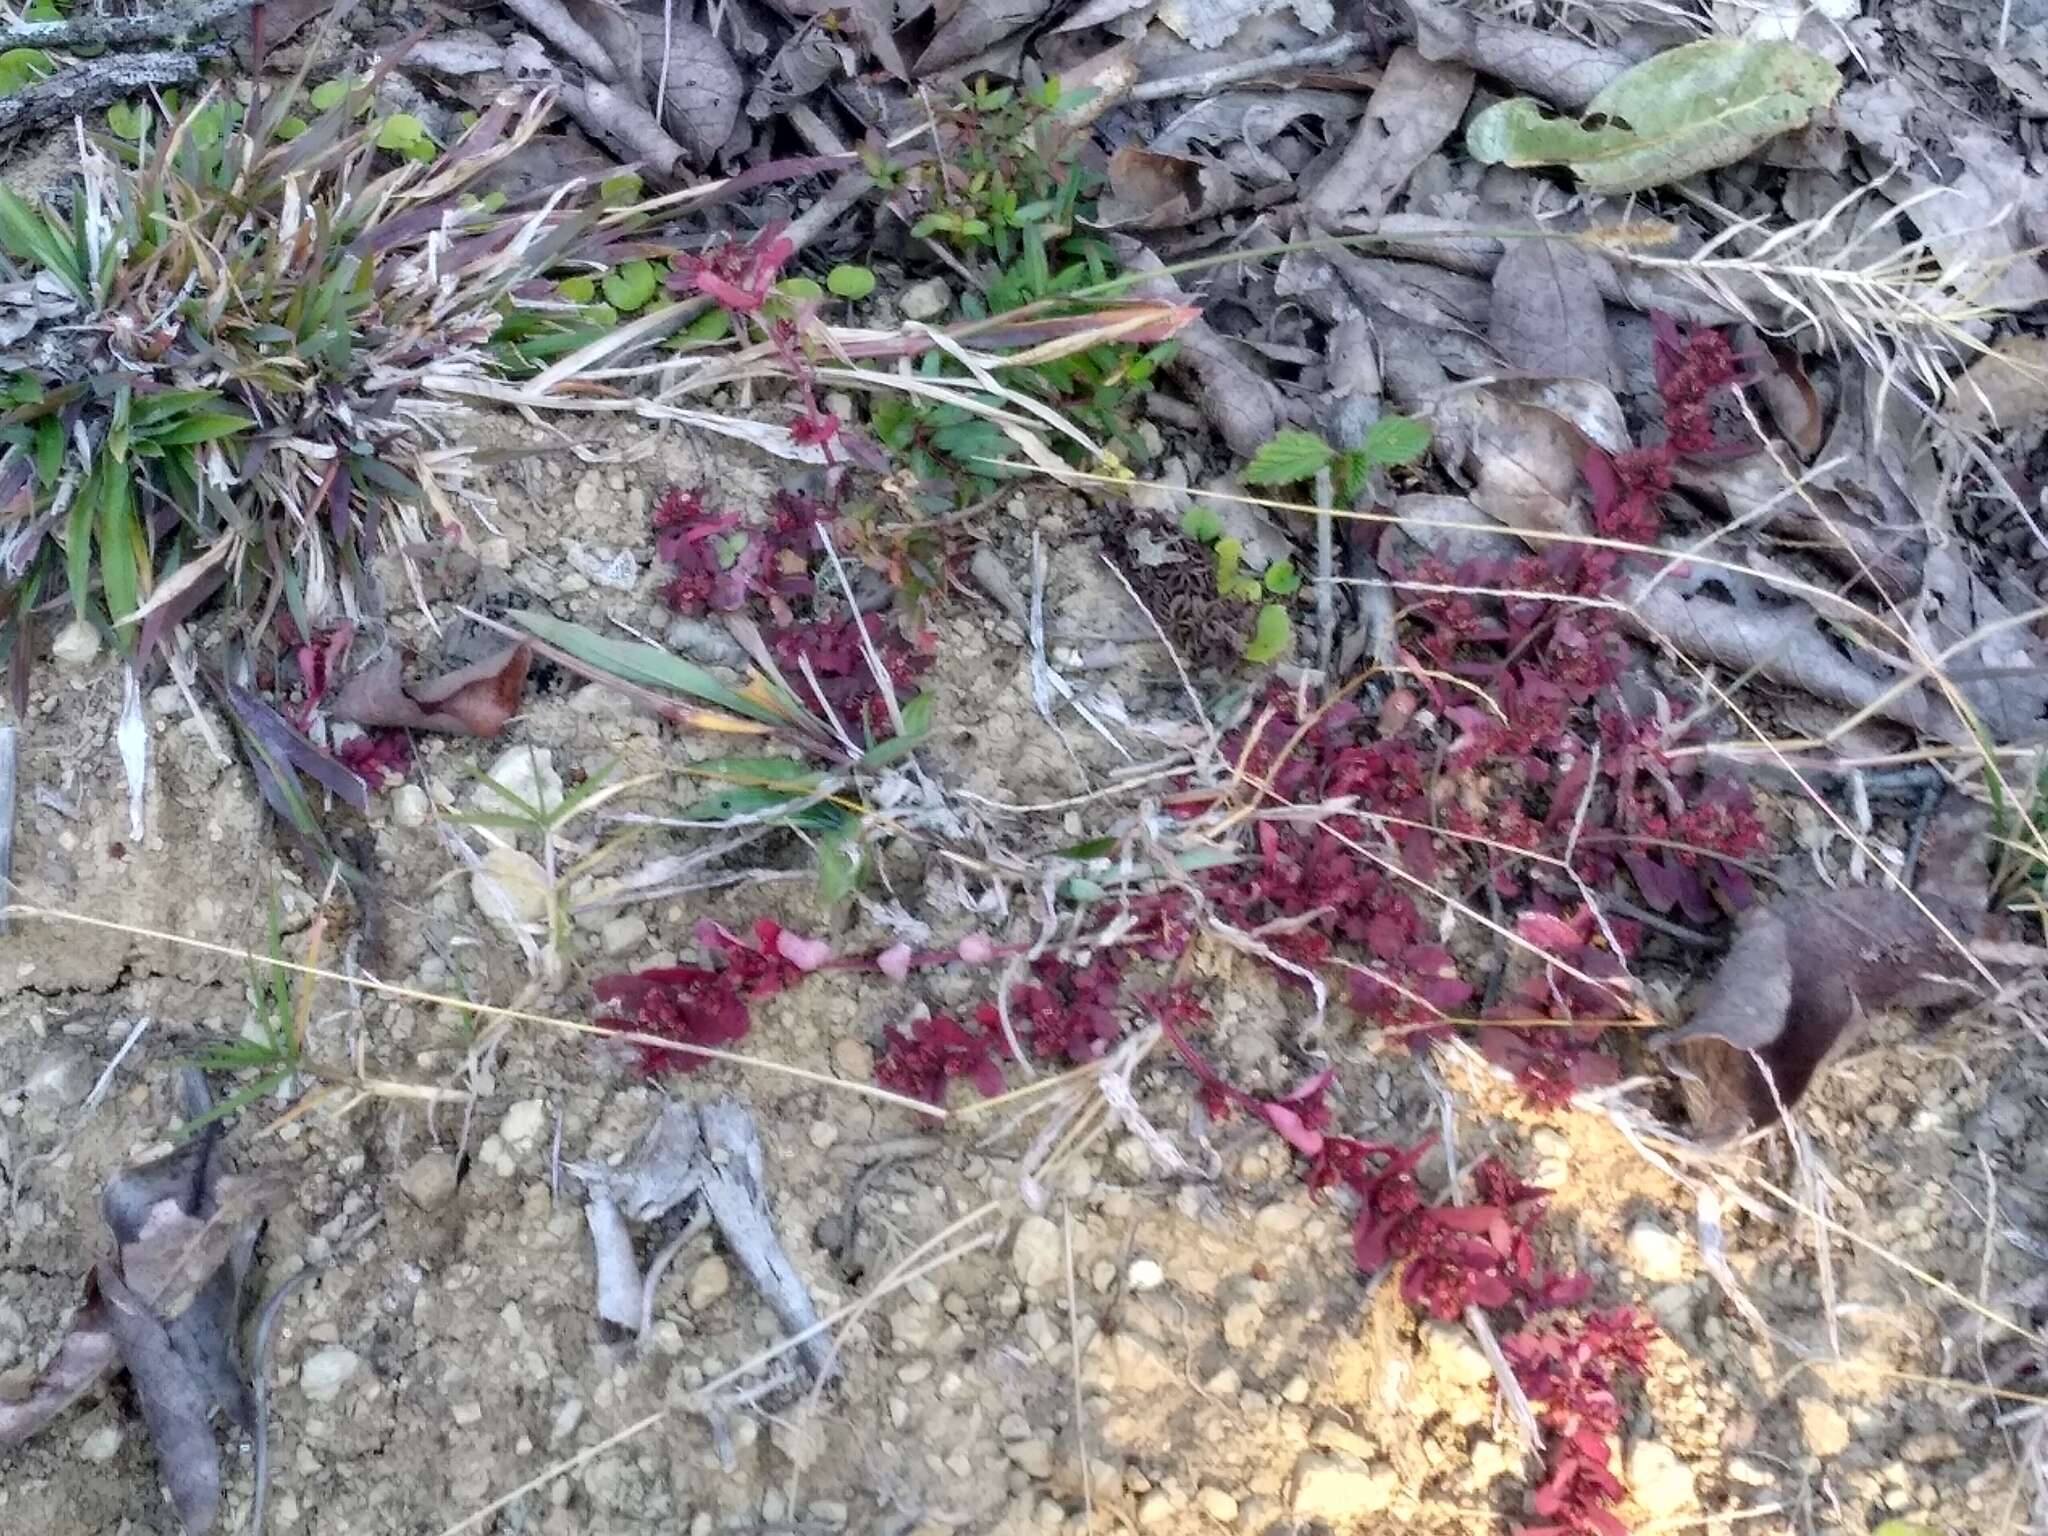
[1243,603,1291,664]
[1244,429,1334,487]
[826,264,876,300]
[1466,40,1841,194]
[601,260,658,313]
[1364,414,1432,468]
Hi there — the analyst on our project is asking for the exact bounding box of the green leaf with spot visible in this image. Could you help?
[826,264,876,300]
[1244,603,1292,664]
[1244,429,1334,487]
[1364,414,1432,468]
[600,260,657,312]
[558,275,597,304]
[1466,40,1841,194]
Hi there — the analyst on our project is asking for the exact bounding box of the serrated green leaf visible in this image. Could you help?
[826,264,876,300]
[1364,414,1432,468]
[1180,504,1223,542]
[1243,603,1291,664]
[1263,559,1300,596]
[600,260,657,313]
[1466,40,1841,194]
[1244,429,1334,487]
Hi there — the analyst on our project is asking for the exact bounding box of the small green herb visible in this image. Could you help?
[1245,429,1336,487]
[827,264,877,300]
[1244,603,1292,664]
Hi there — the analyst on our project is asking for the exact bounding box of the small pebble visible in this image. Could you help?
[1798,1397,1851,1458]
[78,1422,122,1462]
[1011,1215,1063,1289]
[899,277,952,321]
[1625,1221,1687,1283]
[51,618,102,669]
[1626,1440,1697,1517]
[398,1152,458,1211]
[500,1098,546,1150]
[600,914,648,956]
[688,1256,731,1310]
[390,784,431,828]
[1126,1258,1165,1292]
[1195,1486,1239,1524]
[299,1345,360,1404]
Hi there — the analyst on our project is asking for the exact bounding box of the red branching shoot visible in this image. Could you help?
[875,1013,1010,1104]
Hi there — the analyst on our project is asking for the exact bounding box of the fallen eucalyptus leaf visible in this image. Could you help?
[1467,39,1842,194]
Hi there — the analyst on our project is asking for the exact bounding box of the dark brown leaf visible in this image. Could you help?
[1100,145,1248,231]
[1658,798,1996,1136]
[332,643,532,737]
[98,1265,224,1535]
[0,1306,118,1446]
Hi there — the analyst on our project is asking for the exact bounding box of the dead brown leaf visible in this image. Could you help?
[1943,333,2048,439]
[1307,45,1473,223]
[1431,388,1591,540]
[1112,238,1285,458]
[332,642,532,737]
[1488,239,1616,387]
[635,15,742,163]
[1100,145,1248,230]
[1659,798,1994,1136]
[1404,0,1628,112]
[916,0,1054,73]
[0,1306,118,1446]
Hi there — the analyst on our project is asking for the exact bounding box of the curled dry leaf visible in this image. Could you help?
[1111,238,1284,458]
[4,1078,284,1533]
[1429,388,1592,540]
[1307,45,1473,223]
[331,642,532,737]
[1752,344,1824,457]
[634,14,742,164]
[917,0,1055,73]
[1658,798,1997,1136]
[1156,0,1334,50]
[1404,0,1628,112]
[1488,238,1616,387]
[1100,145,1248,230]
[1154,89,1361,157]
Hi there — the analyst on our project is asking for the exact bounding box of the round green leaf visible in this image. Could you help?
[105,100,147,139]
[827,264,877,300]
[0,49,55,97]
[375,113,429,153]
[776,276,825,302]
[600,172,644,207]
[558,275,598,304]
[309,78,351,113]
[1179,505,1223,543]
[600,260,658,313]
[1263,559,1301,596]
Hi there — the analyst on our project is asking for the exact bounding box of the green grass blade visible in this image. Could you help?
[511,612,787,726]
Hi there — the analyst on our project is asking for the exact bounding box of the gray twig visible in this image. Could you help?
[501,0,618,79]
[1130,32,1367,102]
[0,47,222,138]
[0,0,249,49]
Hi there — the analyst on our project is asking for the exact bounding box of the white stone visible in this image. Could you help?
[390,784,431,828]
[1126,1258,1165,1292]
[78,1422,122,1461]
[501,1098,546,1150]
[1420,1320,1492,1387]
[1011,1215,1063,1289]
[1291,1454,1397,1520]
[898,277,952,321]
[1625,1221,1688,1283]
[1007,1438,1053,1478]
[600,914,648,956]
[470,845,550,928]
[51,618,102,668]
[1195,1487,1238,1524]
[687,1256,731,1310]
[299,1345,360,1403]
[1626,1440,1697,1517]
[473,746,564,818]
